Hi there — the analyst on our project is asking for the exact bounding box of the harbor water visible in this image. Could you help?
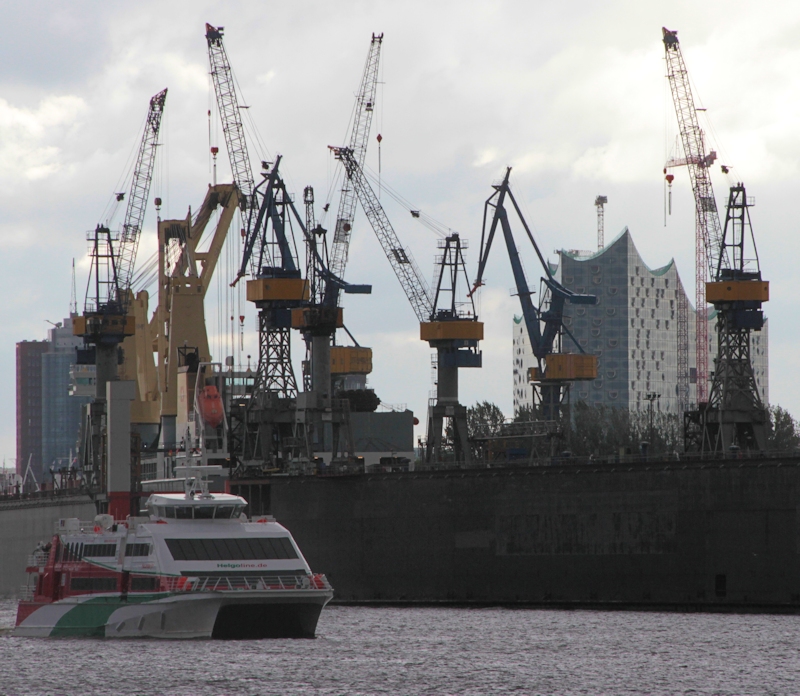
[1,600,799,695]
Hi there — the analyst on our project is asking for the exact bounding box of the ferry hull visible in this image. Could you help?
[214,593,330,639]
[14,590,332,639]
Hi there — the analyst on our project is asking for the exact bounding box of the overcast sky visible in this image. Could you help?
[3,0,800,465]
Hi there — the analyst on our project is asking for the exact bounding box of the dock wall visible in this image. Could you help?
[268,458,800,607]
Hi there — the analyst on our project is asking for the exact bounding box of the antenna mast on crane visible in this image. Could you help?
[595,195,607,250]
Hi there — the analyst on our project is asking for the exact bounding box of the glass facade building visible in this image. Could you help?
[15,316,91,483]
[512,228,768,415]
[41,317,91,477]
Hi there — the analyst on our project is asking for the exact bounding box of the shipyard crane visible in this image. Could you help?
[289,34,383,439]
[663,27,728,407]
[422,233,482,463]
[330,146,482,464]
[700,184,769,452]
[75,88,167,498]
[237,157,370,466]
[152,184,240,453]
[473,168,597,421]
[206,24,308,468]
[663,27,769,453]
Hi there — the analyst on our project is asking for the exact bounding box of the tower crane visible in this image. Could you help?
[663,27,769,453]
[74,87,167,507]
[292,34,381,452]
[205,24,255,214]
[330,146,482,464]
[327,32,383,295]
[472,168,597,421]
[663,27,726,407]
[206,24,307,468]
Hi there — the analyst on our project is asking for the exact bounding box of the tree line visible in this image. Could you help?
[463,400,800,457]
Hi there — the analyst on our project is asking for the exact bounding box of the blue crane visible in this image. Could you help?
[472,168,597,419]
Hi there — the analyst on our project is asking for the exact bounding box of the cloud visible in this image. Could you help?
[0,95,86,183]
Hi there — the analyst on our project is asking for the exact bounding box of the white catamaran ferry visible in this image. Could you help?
[14,479,333,638]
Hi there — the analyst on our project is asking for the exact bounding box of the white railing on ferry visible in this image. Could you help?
[157,574,331,593]
[19,585,34,601]
[27,551,49,568]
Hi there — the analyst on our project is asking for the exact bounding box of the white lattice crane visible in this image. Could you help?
[328,33,384,293]
[663,27,727,405]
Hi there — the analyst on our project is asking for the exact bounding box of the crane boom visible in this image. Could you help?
[206,24,255,210]
[474,168,596,362]
[115,88,167,312]
[328,33,384,286]
[663,26,726,403]
[331,146,432,322]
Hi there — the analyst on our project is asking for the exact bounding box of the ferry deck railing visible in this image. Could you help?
[27,550,49,568]
[158,573,331,593]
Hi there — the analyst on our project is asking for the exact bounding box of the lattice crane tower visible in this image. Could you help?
[595,195,607,250]
[663,27,726,405]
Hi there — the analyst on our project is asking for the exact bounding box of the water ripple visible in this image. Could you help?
[1,601,799,695]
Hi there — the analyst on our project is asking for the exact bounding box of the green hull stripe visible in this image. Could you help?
[50,594,170,637]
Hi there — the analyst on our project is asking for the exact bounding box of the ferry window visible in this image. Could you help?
[70,577,117,592]
[165,506,175,518]
[165,537,298,561]
[83,544,117,557]
[126,543,152,557]
[214,505,236,519]
[195,506,215,519]
[131,576,159,592]
[174,507,193,519]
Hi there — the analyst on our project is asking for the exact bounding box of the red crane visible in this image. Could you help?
[663,27,725,405]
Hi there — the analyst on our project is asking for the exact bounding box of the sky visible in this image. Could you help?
[3,0,800,465]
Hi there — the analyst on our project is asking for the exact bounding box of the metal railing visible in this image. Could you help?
[156,573,331,593]
[27,551,49,568]
[19,585,34,601]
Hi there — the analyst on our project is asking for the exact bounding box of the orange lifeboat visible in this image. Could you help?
[197,385,224,428]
